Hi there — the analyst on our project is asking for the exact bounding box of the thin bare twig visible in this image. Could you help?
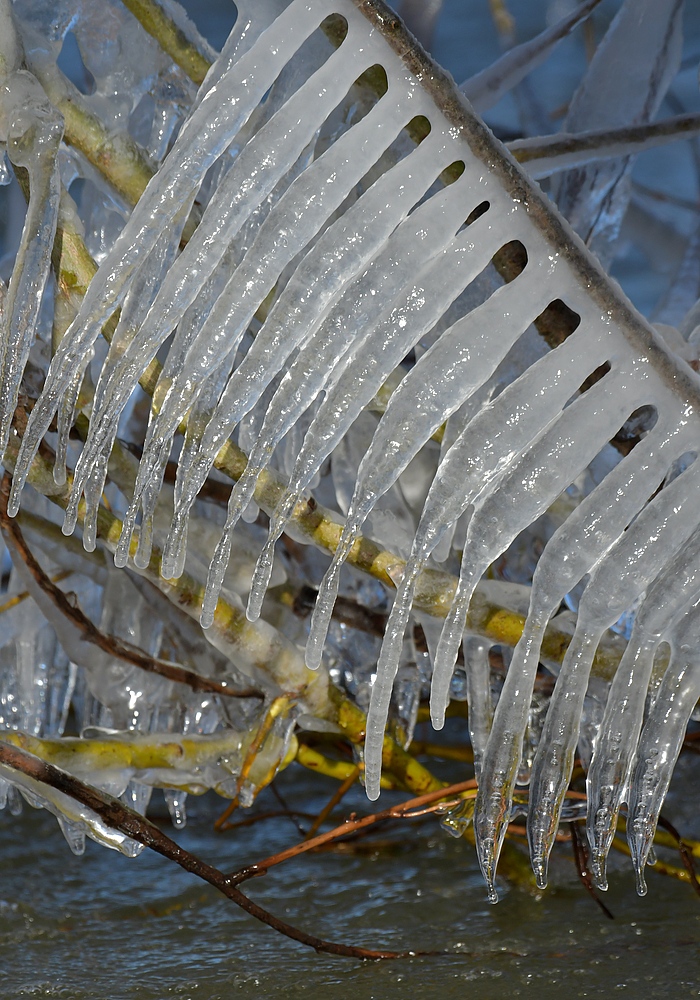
[0,739,416,960]
[0,474,263,701]
[570,821,615,920]
[656,815,700,900]
[305,765,362,840]
[228,780,479,886]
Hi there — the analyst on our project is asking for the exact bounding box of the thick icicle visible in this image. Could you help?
[526,455,700,890]
[125,99,439,571]
[586,521,700,890]
[472,407,695,898]
[304,217,540,669]
[429,362,651,732]
[201,182,512,626]
[70,17,383,537]
[361,322,613,798]
[8,0,338,515]
[626,597,700,895]
[306,212,596,671]
[159,135,483,555]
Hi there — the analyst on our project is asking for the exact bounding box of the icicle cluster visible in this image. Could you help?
[1,0,700,900]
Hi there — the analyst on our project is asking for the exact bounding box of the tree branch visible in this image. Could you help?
[0,739,415,960]
[0,473,263,700]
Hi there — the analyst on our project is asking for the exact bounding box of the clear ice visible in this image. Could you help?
[1,0,700,896]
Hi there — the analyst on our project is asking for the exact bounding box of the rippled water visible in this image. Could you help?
[1,759,698,1000]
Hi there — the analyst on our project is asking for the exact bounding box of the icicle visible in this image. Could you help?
[586,519,700,887]
[201,180,508,627]
[302,219,536,669]
[9,0,338,515]
[164,788,188,829]
[165,123,454,581]
[626,597,700,895]
[526,455,700,890]
[430,364,648,733]
[0,66,62,456]
[161,131,480,580]
[464,636,492,778]
[62,206,187,535]
[473,401,697,887]
[127,100,434,570]
[306,236,583,671]
[57,814,87,856]
[73,23,382,540]
[362,323,611,796]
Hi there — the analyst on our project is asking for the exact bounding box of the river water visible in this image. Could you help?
[1,754,698,1000]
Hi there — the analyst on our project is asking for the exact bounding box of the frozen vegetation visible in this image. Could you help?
[0,0,699,946]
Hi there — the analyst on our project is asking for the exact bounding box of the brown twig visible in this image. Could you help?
[0,474,263,701]
[305,765,362,840]
[656,815,700,900]
[0,739,413,960]
[219,810,316,833]
[269,781,308,837]
[570,821,615,920]
[228,780,479,886]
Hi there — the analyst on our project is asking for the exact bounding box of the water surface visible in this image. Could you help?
[1,762,698,999]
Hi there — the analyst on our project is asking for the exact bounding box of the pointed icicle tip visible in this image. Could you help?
[532,856,548,890]
[634,865,648,897]
[590,854,608,892]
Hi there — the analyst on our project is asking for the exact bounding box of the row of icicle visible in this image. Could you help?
[2,0,700,899]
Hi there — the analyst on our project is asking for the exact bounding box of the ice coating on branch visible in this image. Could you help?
[553,0,683,261]
[461,0,602,113]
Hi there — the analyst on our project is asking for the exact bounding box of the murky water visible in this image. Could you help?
[1,759,698,1000]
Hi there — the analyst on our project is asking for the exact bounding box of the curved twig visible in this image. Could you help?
[0,473,263,700]
[0,739,418,960]
[228,780,479,885]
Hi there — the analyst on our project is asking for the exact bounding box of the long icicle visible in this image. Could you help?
[472,408,693,901]
[526,455,700,890]
[8,0,335,516]
[626,596,700,895]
